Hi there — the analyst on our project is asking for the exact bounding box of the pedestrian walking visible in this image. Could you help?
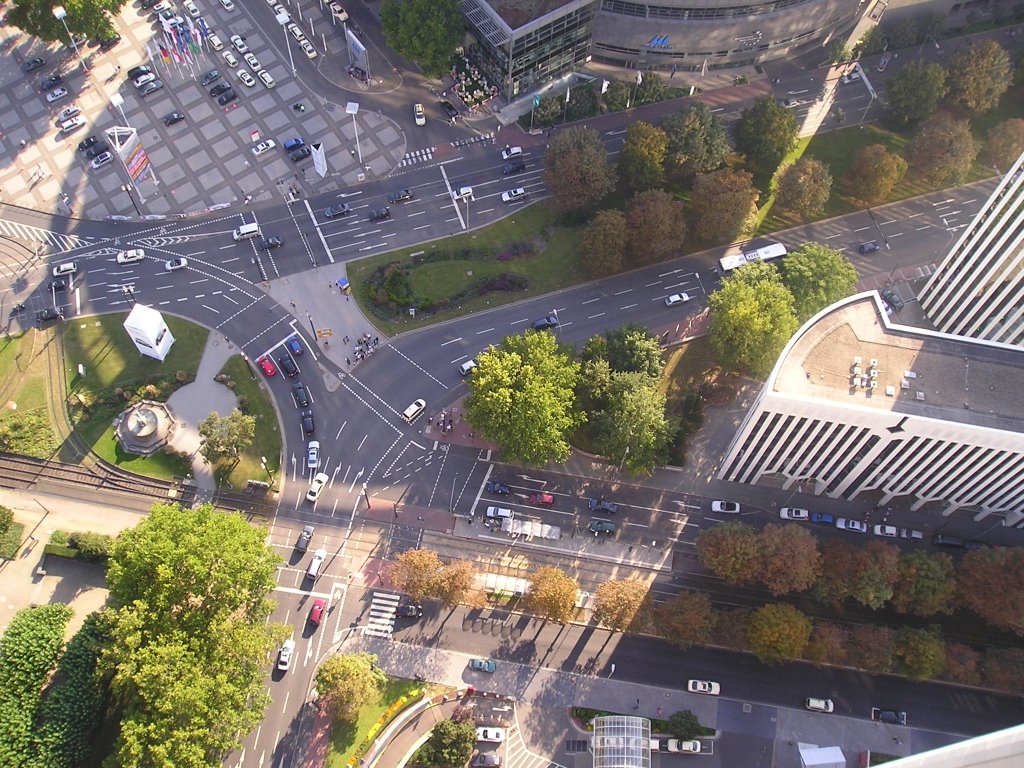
[346,357,351,365]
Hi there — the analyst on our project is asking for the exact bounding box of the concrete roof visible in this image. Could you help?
[775,293,1024,433]
[485,0,578,27]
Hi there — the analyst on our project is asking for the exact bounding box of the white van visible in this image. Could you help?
[402,398,426,422]
[806,698,834,713]
[233,222,260,240]
[116,249,146,264]
[59,116,86,133]
[208,33,224,51]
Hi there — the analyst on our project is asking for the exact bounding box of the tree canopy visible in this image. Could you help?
[413,719,476,768]
[542,127,616,215]
[907,114,979,185]
[696,521,760,584]
[982,118,1024,172]
[315,652,388,720]
[7,0,119,43]
[197,409,255,464]
[746,603,812,664]
[891,551,956,617]
[387,548,443,601]
[625,189,686,266]
[655,591,716,650]
[781,242,859,321]
[526,566,578,622]
[958,547,1024,635]
[660,102,730,178]
[894,626,947,680]
[466,330,583,465]
[690,168,759,243]
[735,96,799,172]
[379,0,462,77]
[884,60,947,126]
[593,579,649,632]
[774,158,833,219]
[757,523,821,596]
[581,210,627,277]
[946,40,1012,113]
[591,372,673,474]
[617,121,668,191]
[844,144,908,204]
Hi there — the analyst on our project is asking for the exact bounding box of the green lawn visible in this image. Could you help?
[214,355,281,490]
[324,678,428,768]
[88,420,193,479]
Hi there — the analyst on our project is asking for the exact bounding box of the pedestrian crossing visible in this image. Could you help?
[452,132,495,148]
[362,590,400,637]
[0,218,93,253]
[505,726,567,768]
[399,147,435,167]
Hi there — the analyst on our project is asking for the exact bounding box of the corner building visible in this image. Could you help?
[717,292,1024,526]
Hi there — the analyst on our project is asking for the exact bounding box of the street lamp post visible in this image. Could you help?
[346,102,362,166]
[306,311,316,338]
[362,481,371,509]
[121,184,142,216]
[276,11,296,76]
[53,6,88,72]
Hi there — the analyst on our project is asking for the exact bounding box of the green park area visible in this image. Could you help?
[325,677,427,768]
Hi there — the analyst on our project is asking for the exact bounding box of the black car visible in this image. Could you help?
[387,189,414,204]
[217,90,237,106]
[588,498,619,514]
[201,69,221,87]
[532,314,558,330]
[126,65,152,80]
[873,709,907,726]
[139,0,159,9]
[347,65,368,82]
[486,481,511,495]
[880,288,905,311]
[295,525,314,552]
[77,135,99,152]
[278,355,299,377]
[301,409,315,435]
[22,57,47,73]
[163,111,186,126]
[39,75,63,91]
[86,142,110,158]
[260,236,283,249]
[324,204,351,219]
[859,240,881,254]
[139,79,164,96]
[290,146,312,163]
[368,207,391,222]
[209,81,231,97]
[292,381,310,408]
[502,160,526,176]
[95,35,121,51]
[36,307,62,324]
[439,100,458,119]
[49,278,69,292]
[396,604,423,618]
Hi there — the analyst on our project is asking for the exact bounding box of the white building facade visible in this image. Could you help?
[717,293,1024,526]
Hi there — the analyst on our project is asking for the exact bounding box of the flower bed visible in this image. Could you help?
[345,688,425,768]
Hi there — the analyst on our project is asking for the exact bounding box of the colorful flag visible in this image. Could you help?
[565,88,570,104]
[601,79,609,94]
[636,70,643,86]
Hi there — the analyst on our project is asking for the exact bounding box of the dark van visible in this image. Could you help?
[933,534,965,549]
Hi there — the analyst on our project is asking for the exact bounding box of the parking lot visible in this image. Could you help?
[1,0,405,220]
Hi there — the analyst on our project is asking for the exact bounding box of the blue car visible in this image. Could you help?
[810,512,835,525]
[286,336,304,356]
[283,137,306,152]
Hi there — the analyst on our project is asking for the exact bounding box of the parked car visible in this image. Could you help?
[779,507,809,520]
[290,146,312,162]
[873,524,898,538]
[236,68,256,88]
[278,354,299,377]
[22,57,47,73]
[397,603,423,618]
[468,658,496,673]
[299,40,317,58]
[292,381,310,408]
[805,697,834,713]
[138,80,164,96]
[163,111,186,126]
[589,520,616,535]
[687,679,720,695]
[475,727,505,743]
[439,100,458,119]
[39,75,63,91]
[126,65,152,80]
[230,34,248,53]
[301,409,315,434]
[711,500,740,514]
[77,135,98,152]
[243,51,261,71]
[46,86,70,103]
[880,287,905,311]
[835,518,868,533]
[588,498,618,514]
[257,356,277,376]
[209,81,231,97]
[529,492,554,507]
[899,528,924,541]
[810,512,835,525]
[90,152,113,169]
[258,70,275,87]
[486,481,511,495]
[252,139,276,156]
[295,524,314,551]
[306,440,319,468]
[662,739,700,753]
[873,709,907,725]
[283,137,306,151]
[470,755,500,767]
[286,337,304,355]
[85,142,110,158]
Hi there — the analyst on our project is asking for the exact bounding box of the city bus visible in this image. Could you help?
[719,242,788,272]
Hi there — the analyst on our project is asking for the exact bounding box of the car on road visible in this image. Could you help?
[306,441,319,468]
[301,409,315,435]
[486,481,511,495]
[252,139,276,156]
[286,337,304,356]
[711,500,740,514]
[258,70,275,87]
[589,520,616,535]
[309,597,327,625]
[46,87,69,103]
[468,658,496,673]
[39,75,63,91]
[22,57,47,72]
[459,359,478,376]
[243,52,261,71]
[661,739,700,753]
[810,512,835,525]
[36,307,62,325]
[260,235,283,249]
[299,40,317,58]
[835,518,868,533]
[779,507,809,520]
[502,160,526,175]
[859,240,881,254]
[290,146,312,162]
[873,524,898,538]
[257,356,276,377]
[485,506,514,520]
[439,100,458,119]
[306,471,328,501]
[296,524,314,551]
[278,354,298,377]
[90,152,113,169]
[292,381,310,408]
[49,278,69,292]
[230,34,247,53]
[476,727,505,744]
[237,68,256,87]
[164,257,188,271]
[324,203,352,218]
[806,697,834,713]
[873,709,907,725]
[501,188,527,203]
[532,314,558,330]
[452,186,474,201]
[501,146,523,160]
[209,81,231,97]
[368,207,391,222]
[52,262,77,277]
[688,679,720,695]
[588,498,618,514]
[276,639,295,671]
[138,80,164,96]
[529,492,554,507]
[664,292,691,307]
[414,103,426,125]
[387,189,414,204]
[77,136,98,152]
[397,603,423,618]
[163,111,186,126]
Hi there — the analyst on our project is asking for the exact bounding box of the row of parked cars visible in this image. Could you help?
[777,506,990,547]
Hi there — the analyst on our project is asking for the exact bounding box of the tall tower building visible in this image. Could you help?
[919,151,1024,344]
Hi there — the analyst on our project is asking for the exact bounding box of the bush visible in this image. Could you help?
[68,532,114,562]
[0,522,24,560]
[0,505,12,536]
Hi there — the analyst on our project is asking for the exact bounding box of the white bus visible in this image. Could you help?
[719,242,788,273]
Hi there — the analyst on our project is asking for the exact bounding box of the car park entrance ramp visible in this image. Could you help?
[501,518,561,540]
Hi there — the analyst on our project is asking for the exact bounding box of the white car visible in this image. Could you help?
[835,518,868,533]
[116,249,146,264]
[711,500,740,514]
[806,697,834,713]
[46,87,69,103]
[500,146,523,160]
[243,52,261,71]
[501,188,527,203]
[688,679,721,696]
[287,22,306,41]
[475,727,506,743]
[258,70,275,88]
[414,103,426,126]
[237,68,256,87]
[664,292,691,307]
[56,105,81,122]
[307,440,320,468]
[52,262,78,277]
[183,0,200,16]
[306,471,329,501]
[873,524,898,538]
[277,639,295,671]
[230,34,248,53]
[222,50,239,67]
[252,139,277,156]
[90,152,113,169]
[779,507,809,521]
[452,186,474,201]
[165,258,188,272]
[664,739,701,753]
[328,1,348,20]
[219,0,235,10]
[299,40,317,59]
[134,72,157,88]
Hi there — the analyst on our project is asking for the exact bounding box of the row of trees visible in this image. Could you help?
[697,520,1024,635]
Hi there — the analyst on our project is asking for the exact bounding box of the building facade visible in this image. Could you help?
[718,293,1024,526]
[919,151,1024,345]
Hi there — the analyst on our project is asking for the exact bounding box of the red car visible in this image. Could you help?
[309,598,327,626]
[529,492,554,507]
[257,356,277,377]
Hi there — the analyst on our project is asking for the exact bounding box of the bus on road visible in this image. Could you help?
[719,242,788,273]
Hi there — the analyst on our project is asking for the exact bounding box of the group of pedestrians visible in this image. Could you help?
[345,333,380,366]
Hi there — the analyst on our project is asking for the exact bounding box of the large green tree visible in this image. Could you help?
[655,591,716,650]
[907,114,979,185]
[379,0,462,77]
[844,144,908,205]
[708,262,798,376]
[604,323,664,380]
[660,102,729,178]
[617,121,668,191]
[884,60,947,126]
[746,604,812,664]
[413,719,476,768]
[894,626,947,681]
[780,243,858,322]
[849,540,900,610]
[315,652,388,720]
[696,521,760,584]
[542,127,616,215]
[735,96,799,172]
[625,189,686,266]
[581,210,627,277]
[7,0,119,43]
[526,566,578,623]
[197,409,255,464]
[946,39,1012,113]
[593,579,649,632]
[466,331,583,466]
[690,168,759,243]
[591,372,673,474]
[774,158,833,219]
[891,551,957,617]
